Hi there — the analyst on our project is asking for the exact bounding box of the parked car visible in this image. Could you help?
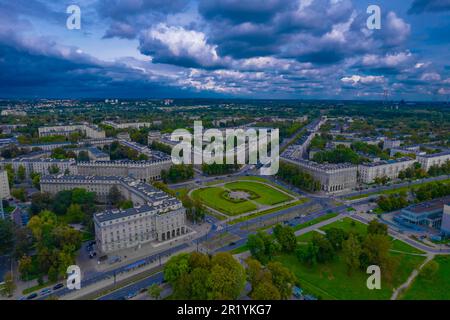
[53,283,64,290]
[26,293,38,300]
[40,288,52,296]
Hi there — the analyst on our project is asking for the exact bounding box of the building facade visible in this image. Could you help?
[76,159,172,182]
[40,174,188,254]
[0,170,10,200]
[442,204,450,235]
[282,158,357,193]
[0,158,77,178]
[417,151,450,171]
[38,124,106,139]
[357,158,416,184]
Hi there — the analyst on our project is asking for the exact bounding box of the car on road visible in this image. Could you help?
[40,288,52,296]
[125,292,138,300]
[228,242,236,246]
[53,283,64,291]
[26,293,38,300]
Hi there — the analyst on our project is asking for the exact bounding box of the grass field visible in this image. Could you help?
[276,251,425,300]
[292,213,338,232]
[391,240,425,255]
[225,181,291,205]
[319,217,368,235]
[192,187,257,216]
[229,200,306,225]
[401,255,450,300]
[192,180,295,216]
[277,217,427,299]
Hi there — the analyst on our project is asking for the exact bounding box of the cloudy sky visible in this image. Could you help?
[0,0,449,100]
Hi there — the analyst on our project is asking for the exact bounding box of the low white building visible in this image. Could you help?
[0,170,10,200]
[417,151,450,171]
[357,157,416,184]
[38,124,106,139]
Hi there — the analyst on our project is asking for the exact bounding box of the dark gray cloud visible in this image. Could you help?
[408,0,450,14]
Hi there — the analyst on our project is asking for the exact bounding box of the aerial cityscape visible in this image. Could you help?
[0,0,449,306]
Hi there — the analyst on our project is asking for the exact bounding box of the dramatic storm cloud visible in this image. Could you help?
[0,0,449,100]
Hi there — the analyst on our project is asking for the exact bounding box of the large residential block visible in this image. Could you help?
[0,170,10,200]
[40,175,188,254]
[38,124,106,139]
[417,151,450,171]
[357,157,416,184]
[282,158,357,193]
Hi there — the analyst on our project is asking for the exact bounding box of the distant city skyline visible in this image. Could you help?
[0,0,450,100]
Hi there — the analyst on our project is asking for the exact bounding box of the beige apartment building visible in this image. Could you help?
[358,157,416,184]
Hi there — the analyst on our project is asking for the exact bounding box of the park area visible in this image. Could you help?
[191,180,295,216]
[400,255,450,300]
[276,217,428,300]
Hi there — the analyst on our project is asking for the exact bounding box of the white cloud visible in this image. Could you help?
[341,75,385,85]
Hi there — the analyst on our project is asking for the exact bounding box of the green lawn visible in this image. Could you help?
[391,240,425,255]
[276,248,425,300]
[192,180,295,217]
[228,200,305,225]
[192,187,257,216]
[319,217,368,235]
[296,231,320,243]
[277,217,427,299]
[224,181,292,205]
[292,213,338,232]
[401,255,450,300]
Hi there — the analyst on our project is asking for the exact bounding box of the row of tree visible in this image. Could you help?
[414,181,450,202]
[376,192,409,212]
[313,145,364,165]
[161,164,194,183]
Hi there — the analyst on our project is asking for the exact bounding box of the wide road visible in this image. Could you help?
[37,243,190,300]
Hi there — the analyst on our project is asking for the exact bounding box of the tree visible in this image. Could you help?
[30,192,53,216]
[342,233,361,275]
[48,164,60,174]
[108,185,124,206]
[267,262,296,300]
[251,280,281,300]
[0,219,14,256]
[367,220,388,236]
[66,204,85,224]
[17,165,26,181]
[148,283,163,300]
[247,232,280,264]
[273,224,297,253]
[11,188,26,202]
[208,253,246,300]
[31,172,41,190]
[312,233,335,263]
[18,255,33,280]
[325,227,348,252]
[0,272,16,297]
[164,253,190,285]
[360,234,397,283]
